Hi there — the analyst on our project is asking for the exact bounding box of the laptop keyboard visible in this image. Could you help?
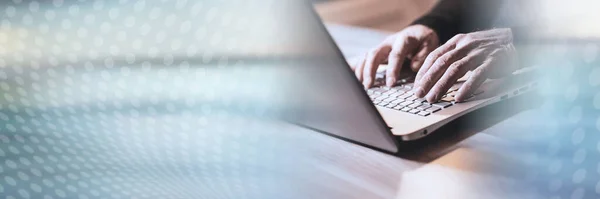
[365,72,485,116]
[367,84,457,117]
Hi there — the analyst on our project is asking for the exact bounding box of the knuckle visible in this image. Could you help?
[433,80,448,91]
[463,34,474,41]
[421,76,434,86]
[452,34,468,42]
[473,67,486,77]
[457,40,473,48]
[423,55,435,64]
[492,47,505,56]
[434,56,451,67]
[449,60,463,68]
[428,50,441,59]
[447,63,463,75]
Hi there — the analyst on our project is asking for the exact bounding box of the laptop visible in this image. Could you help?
[285,3,537,154]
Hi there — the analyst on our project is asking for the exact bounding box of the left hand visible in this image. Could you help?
[412,28,519,103]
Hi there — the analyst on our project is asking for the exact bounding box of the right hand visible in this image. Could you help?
[349,25,440,88]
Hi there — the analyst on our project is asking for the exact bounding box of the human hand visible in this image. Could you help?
[349,25,439,88]
[413,28,519,103]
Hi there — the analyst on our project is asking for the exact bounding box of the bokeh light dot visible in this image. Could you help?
[572,169,587,183]
[568,106,582,124]
[565,84,579,102]
[571,187,585,199]
[5,6,16,18]
[549,179,562,192]
[589,67,600,86]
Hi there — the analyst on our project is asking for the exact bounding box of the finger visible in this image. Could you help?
[410,39,437,72]
[363,46,392,88]
[424,52,480,103]
[414,34,463,84]
[414,48,467,98]
[354,54,367,82]
[455,61,491,102]
[386,38,417,87]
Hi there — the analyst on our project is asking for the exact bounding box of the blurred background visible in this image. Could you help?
[314,0,436,32]
[0,0,599,199]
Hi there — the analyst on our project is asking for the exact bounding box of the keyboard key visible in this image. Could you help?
[448,86,459,92]
[425,107,441,113]
[441,96,454,102]
[408,103,420,108]
[378,102,389,107]
[417,111,430,116]
[374,96,387,101]
[401,107,411,112]
[400,86,413,91]
[400,101,413,106]
[391,88,406,94]
[383,98,395,102]
[390,99,404,105]
[385,104,396,108]
[432,101,452,108]
[408,109,420,114]
[389,93,402,98]
[369,87,381,92]
[416,104,431,111]
[406,96,418,101]
[382,90,396,96]
[414,98,427,103]
[377,100,389,104]
[369,92,380,96]
[398,93,412,99]
[393,105,405,110]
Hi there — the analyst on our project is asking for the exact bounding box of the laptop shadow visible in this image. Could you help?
[393,92,540,163]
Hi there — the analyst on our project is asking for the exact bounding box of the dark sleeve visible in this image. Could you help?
[411,0,505,43]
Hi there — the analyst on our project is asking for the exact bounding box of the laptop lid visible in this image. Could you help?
[278,2,399,153]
